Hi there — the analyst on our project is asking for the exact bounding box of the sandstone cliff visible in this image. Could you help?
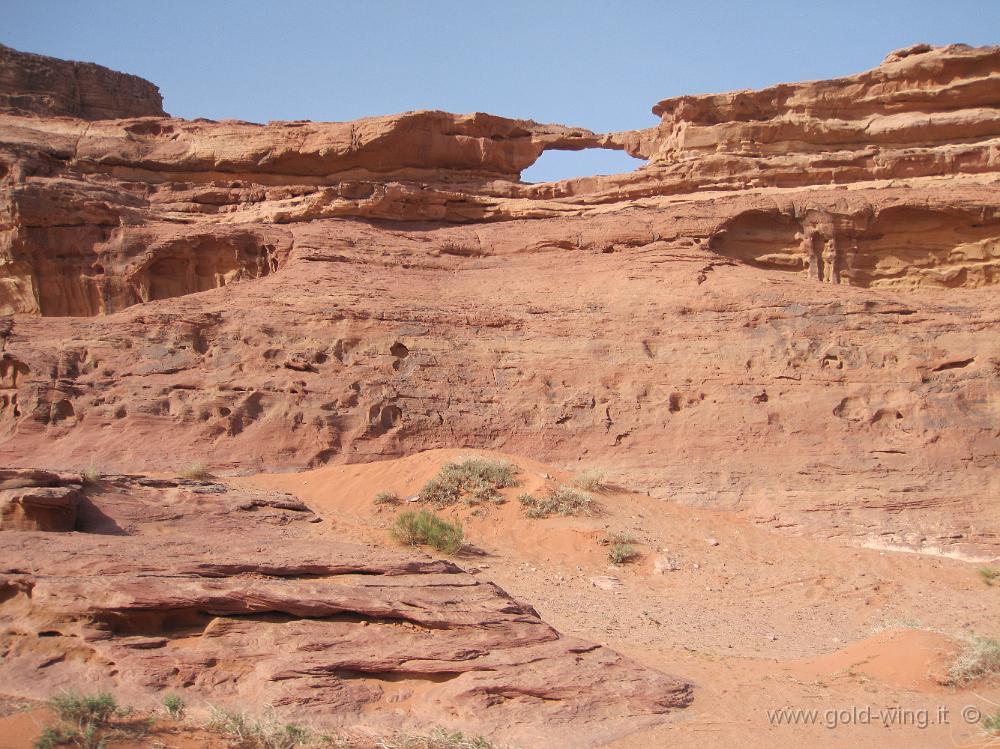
[0,43,997,562]
[0,44,166,119]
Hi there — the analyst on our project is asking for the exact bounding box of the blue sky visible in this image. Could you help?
[3,1,998,181]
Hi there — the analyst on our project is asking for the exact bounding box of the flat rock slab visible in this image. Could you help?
[0,477,691,747]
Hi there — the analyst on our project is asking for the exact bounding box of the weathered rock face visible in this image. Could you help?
[0,43,998,559]
[0,469,79,531]
[0,44,166,120]
[0,477,692,746]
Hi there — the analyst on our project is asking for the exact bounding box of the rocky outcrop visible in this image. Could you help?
[0,478,692,746]
[0,469,79,531]
[0,44,997,559]
[0,44,166,120]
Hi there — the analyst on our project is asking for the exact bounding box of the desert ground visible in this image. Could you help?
[0,40,998,749]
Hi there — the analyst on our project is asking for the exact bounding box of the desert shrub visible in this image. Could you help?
[162,693,185,720]
[983,708,1000,735]
[80,465,101,484]
[606,530,636,545]
[948,635,1000,685]
[518,486,594,518]
[608,542,638,565]
[208,707,313,749]
[179,462,211,480]
[376,727,498,749]
[571,469,605,491]
[374,490,401,506]
[419,458,518,507]
[391,510,463,555]
[36,692,137,749]
[979,567,999,586]
[49,692,121,726]
[33,726,78,749]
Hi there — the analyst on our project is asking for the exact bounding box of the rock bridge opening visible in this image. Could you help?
[521,146,647,184]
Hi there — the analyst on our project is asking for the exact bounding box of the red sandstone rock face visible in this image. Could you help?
[0,469,79,531]
[0,476,692,746]
[0,43,997,561]
[0,44,166,120]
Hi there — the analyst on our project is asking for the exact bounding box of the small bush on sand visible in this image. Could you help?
[35,692,140,749]
[49,692,123,726]
[391,510,463,555]
[983,708,1000,735]
[179,462,211,481]
[376,727,499,749]
[948,635,1000,685]
[571,469,605,491]
[518,486,594,518]
[608,542,638,565]
[208,707,312,749]
[419,458,518,507]
[374,490,401,506]
[979,567,999,586]
[605,530,636,545]
[162,693,185,720]
[80,465,102,484]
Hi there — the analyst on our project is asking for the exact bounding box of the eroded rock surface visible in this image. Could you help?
[0,478,691,746]
[0,44,166,119]
[0,44,997,560]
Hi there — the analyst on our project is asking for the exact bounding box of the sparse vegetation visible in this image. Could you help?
[374,490,401,506]
[49,692,124,726]
[162,693,185,720]
[208,707,312,749]
[80,465,101,484]
[608,542,638,565]
[419,458,518,507]
[35,692,144,749]
[948,634,1000,685]
[571,469,605,491]
[179,462,211,480]
[983,708,1000,735]
[978,567,999,586]
[391,510,463,555]
[517,486,594,518]
[376,727,500,748]
[605,530,636,545]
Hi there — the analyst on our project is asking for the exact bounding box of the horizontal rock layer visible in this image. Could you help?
[0,44,997,558]
[0,44,166,120]
[0,476,691,746]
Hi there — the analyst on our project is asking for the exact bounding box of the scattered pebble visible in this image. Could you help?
[589,575,623,591]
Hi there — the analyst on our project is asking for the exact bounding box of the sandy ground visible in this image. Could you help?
[3,448,997,748]
[238,449,1000,749]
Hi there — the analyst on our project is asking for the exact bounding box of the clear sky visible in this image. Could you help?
[3,0,998,181]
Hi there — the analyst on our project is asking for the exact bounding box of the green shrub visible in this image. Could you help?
[979,567,999,586]
[391,510,463,555]
[419,458,518,507]
[37,692,131,749]
[983,708,1000,735]
[49,692,121,726]
[374,490,401,506]
[179,462,211,480]
[948,635,1000,685]
[518,486,594,518]
[608,542,638,565]
[33,726,77,749]
[163,693,185,720]
[572,469,605,491]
